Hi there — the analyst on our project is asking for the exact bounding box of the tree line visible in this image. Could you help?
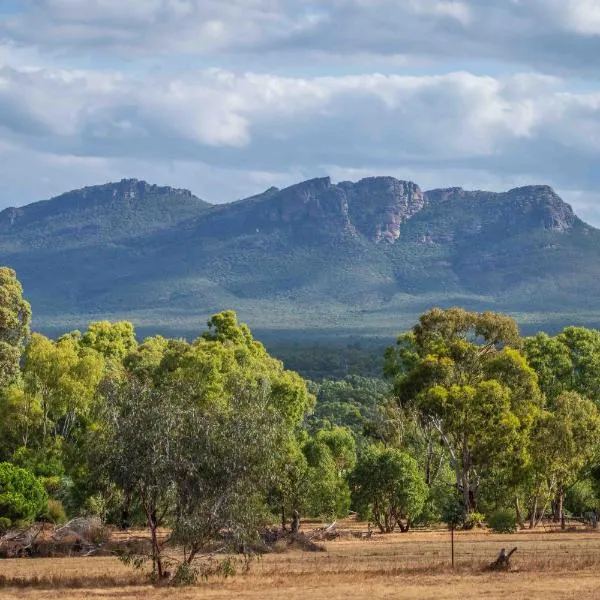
[1,268,600,578]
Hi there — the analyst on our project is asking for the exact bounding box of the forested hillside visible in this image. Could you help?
[2,176,600,337]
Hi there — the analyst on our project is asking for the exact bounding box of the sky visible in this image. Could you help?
[2,1,600,224]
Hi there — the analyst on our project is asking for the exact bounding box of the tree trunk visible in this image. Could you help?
[425,435,433,486]
[529,495,538,529]
[460,439,474,517]
[553,486,565,529]
[149,519,163,580]
[461,469,471,517]
[142,494,163,581]
[514,497,525,530]
[558,487,565,530]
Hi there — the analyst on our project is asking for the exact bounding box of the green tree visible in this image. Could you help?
[315,427,357,473]
[385,308,542,516]
[532,391,600,528]
[0,462,48,526]
[350,447,427,533]
[23,333,105,444]
[302,433,352,519]
[524,327,600,405]
[0,385,43,458]
[80,321,137,361]
[0,267,31,387]
[99,311,313,580]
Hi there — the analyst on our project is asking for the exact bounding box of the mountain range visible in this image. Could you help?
[2,176,599,340]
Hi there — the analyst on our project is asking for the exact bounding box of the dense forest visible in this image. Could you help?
[2,266,600,581]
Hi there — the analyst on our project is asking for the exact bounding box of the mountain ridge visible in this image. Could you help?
[0,175,596,338]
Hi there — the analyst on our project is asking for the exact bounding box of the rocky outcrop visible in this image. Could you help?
[206,176,425,243]
[503,185,576,232]
[424,184,576,234]
[342,177,425,243]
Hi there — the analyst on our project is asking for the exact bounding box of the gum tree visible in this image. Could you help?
[385,308,542,516]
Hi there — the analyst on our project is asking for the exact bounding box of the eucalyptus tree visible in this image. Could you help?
[0,267,31,387]
[385,308,542,516]
[100,311,314,581]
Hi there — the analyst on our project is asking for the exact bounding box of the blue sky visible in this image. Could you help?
[2,1,600,224]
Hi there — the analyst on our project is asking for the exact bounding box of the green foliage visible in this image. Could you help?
[440,494,465,527]
[80,321,137,361]
[6,255,600,555]
[302,435,352,519]
[351,447,427,532]
[314,427,357,473]
[307,376,391,438]
[0,267,31,387]
[0,462,48,526]
[487,509,518,534]
[524,327,600,405]
[43,498,67,524]
[99,311,314,578]
[566,479,599,516]
[23,333,105,444]
[534,392,600,492]
[463,511,485,530]
[386,307,542,515]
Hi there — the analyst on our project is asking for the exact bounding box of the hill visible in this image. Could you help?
[2,175,599,340]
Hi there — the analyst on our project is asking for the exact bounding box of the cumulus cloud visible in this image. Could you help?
[0,66,595,167]
[3,0,600,74]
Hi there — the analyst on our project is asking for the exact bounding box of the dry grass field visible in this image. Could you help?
[2,524,600,599]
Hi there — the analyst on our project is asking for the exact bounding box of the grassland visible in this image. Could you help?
[2,525,600,599]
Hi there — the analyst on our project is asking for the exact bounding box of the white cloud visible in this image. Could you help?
[0,65,590,164]
[4,0,600,74]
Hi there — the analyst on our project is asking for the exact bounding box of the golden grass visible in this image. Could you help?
[2,524,600,599]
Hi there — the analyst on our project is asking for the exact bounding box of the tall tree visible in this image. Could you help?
[532,391,600,528]
[22,333,105,444]
[385,308,542,515]
[0,267,31,387]
[100,311,314,580]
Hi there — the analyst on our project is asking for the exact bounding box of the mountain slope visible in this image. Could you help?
[2,176,599,337]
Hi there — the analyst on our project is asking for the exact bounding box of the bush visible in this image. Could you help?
[463,511,485,530]
[487,509,518,533]
[0,517,10,533]
[350,447,427,533]
[43,499,67,524]
[0,462,48,526]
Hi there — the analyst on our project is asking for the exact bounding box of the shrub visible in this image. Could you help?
[0,462,48,526]
[43,499,67,524]
[463,511,486,530]
[350,447,427,533]
[0,517,10,533]
[487,509,518,533]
